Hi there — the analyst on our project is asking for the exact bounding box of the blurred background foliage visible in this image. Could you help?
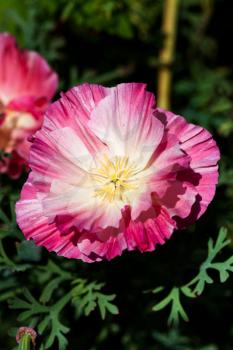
[1,0,233,349]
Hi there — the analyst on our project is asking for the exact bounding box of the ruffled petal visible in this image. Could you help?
[157,109,220,224]
[29,127,90,183]
[123,206,175,252]
[76,229,127,261]
[16,174,92,262]
[89,83,164,166]
[44,83,110,131]
[42,86,110,157]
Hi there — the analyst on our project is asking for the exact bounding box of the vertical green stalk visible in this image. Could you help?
[157,0,179,109]
[18,334,31,350]
[16,328,36,350]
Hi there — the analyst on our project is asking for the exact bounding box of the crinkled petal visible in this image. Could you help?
[44,83,111,131]
[77,229,127,261]
[157,109,220,224]
[89,83,164,166]
[123,206,175,252]
[16,174,92,262]
[29,128,89,183]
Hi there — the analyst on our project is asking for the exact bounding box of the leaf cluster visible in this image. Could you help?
[152,228,233,325]
[7,260,118,350]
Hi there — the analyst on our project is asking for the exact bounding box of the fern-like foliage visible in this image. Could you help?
[72,279,119,319]
[151,228,233,325]
[8,261,118,350]
[9,289,70,350]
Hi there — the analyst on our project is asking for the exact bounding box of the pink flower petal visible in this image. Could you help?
[123,206,175,252]
[16,174,93,262]
[0,33,58,178]
[0,33,58,105]
[44,83,110,131]
[89,83,164,166]
[156,109,220,226]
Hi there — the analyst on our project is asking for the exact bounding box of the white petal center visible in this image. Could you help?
[89,154,145,204]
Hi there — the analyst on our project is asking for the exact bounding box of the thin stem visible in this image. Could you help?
[0,240,16,268]
[157,0,179,109]
[52,290,73,313]
[18,334,31,350]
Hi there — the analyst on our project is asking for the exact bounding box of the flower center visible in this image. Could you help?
[0,102,36,153]
[91,156,141,203]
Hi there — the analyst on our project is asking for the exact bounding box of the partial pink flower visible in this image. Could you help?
[0,33,58,178]
[16,83,220,262]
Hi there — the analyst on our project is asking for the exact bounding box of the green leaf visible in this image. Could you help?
[17,240,42,262]
[181,286,196,299]
[151,228,233,325]
[38,316,50,334]
[72,279,118,320]
[152,293,172,311]
[97,293,119,319]
[40,276,66,304]
[153,287,189,325]
[85,300,97,316]
[152,286,164,294]
[9,289,70,349]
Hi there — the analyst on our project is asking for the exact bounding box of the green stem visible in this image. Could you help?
[157,0,179,109]
[52,290,72,313]
[18,334,31,350]
[185,275,200,288]
[0,240,16,268]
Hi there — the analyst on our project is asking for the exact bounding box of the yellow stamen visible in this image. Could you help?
[91,156,140,203]
[0,106,36,152]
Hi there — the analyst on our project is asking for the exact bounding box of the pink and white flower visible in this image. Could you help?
[16,83,220,262]
[0,33,58,178]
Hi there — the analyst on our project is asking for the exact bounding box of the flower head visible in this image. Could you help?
[16,83,220,262]
[16,327,37,346]
[0,33,58,178]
